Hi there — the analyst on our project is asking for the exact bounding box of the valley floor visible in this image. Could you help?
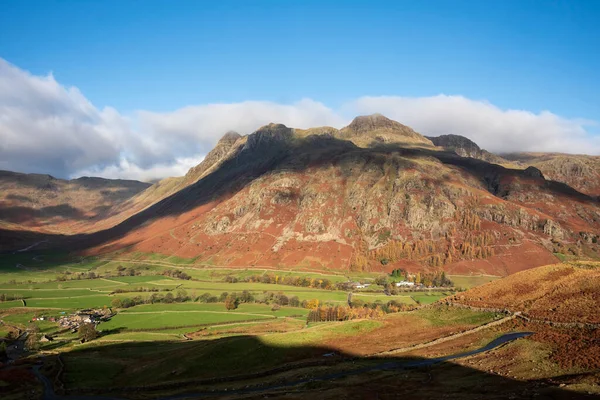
[0,254,597,399]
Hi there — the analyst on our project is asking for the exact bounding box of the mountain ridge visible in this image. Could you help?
[1,115,599,277]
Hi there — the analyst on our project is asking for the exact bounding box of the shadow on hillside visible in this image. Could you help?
[0,204,87,224]
[51,333,595,400]
[1,134,598,254]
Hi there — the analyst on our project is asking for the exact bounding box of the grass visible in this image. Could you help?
[62,356,124,390]
[0,300,24,309]
[100,311,274,331]
[411,293,448,304]
[353,293,416,304]
[25,295,113,309]
[447,274,500,289]
[106,275,176,284]
[0,289,105,298]
[2,312,58,333]
[64,318,384,389]
[121,302,308,318]
[415,306,498,327]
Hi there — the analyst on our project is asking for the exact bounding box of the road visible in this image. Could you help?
[31,331,532,400]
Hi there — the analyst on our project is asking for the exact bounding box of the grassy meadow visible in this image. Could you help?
[0,250,509,398]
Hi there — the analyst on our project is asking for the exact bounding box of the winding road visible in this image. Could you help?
[31,331,532,400]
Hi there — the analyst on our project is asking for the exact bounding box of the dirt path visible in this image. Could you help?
[15,240,49,253]
[370,313,519,357]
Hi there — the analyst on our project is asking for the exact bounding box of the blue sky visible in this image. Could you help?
[1,0,599,180]
[1,0,599,118]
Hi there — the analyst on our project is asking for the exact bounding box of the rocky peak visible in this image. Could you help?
[243,123,294,151]
[184,131,244,184]
[523,166,545,180]
[427,134,507,165]
[218,131,242,144]
[427,134,482,156]
[340,114,433,146]
[345,114,403,133]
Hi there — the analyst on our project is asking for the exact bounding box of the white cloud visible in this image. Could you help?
[1,59,598,182]
[349,95,600,154]
[76,155,205,182]
[132,98,345,169]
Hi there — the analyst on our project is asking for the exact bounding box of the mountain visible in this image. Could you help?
[62,115,597,276]
[423,134,600,197]
[426,134,507,165]
[2,115,599,275]
[501,152,600,197]
[0,170,150,234]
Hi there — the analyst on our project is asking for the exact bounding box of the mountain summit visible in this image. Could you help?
[340,114,434,146]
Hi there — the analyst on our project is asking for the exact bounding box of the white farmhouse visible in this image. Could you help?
[395,281,415,287]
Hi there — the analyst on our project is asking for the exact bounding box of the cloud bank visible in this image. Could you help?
[1,58,598,181]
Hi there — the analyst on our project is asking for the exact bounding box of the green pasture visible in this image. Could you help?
[447,274,500,289]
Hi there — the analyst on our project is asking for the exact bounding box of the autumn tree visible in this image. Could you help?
[111,298,122,309]
[305,299,320,309]
[25,323,40,351]
[79,323,98,342]
[225,295,239,311]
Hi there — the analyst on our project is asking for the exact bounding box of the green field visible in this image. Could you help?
[447,274,500,289]
[101,310,274,331]
[120,302,309,317]
[0,250,518,400]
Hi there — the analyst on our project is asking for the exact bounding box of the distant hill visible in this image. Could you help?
[0,170,150,234]
[426,134,508,165]
[501,152,600,196]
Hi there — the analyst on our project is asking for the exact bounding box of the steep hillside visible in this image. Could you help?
[502,153,600,196]
[448,262,600,324]
[427,134,508,165]
[78,115,600,276]
[88,131,247,233]
[0,171,150,234]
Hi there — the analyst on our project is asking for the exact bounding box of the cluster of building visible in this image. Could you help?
[57,309,113,331]
[394,281,417,287]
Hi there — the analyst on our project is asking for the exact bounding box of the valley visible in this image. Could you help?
[0,116,598,399]
[0,250,598,399]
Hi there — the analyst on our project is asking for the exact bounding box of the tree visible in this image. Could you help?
[79,323,98,342]
[225,295,239,311]
[111,298,123,309]
[305,299,320,309]
[26,333,40,351]
[289,296,300,307]
[0,341,7,357]
[374,275,389,285]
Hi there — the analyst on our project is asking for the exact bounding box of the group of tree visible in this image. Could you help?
[228,274,333,290]
[387,269,453,287]
[0,293,24,302]
[368,230,496,268]
[162,269,191,280]
[196,290,302,310]
[115,265,143,276]
[111,286,171,294]
[307,300,415,322]
[111,288,189,309]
